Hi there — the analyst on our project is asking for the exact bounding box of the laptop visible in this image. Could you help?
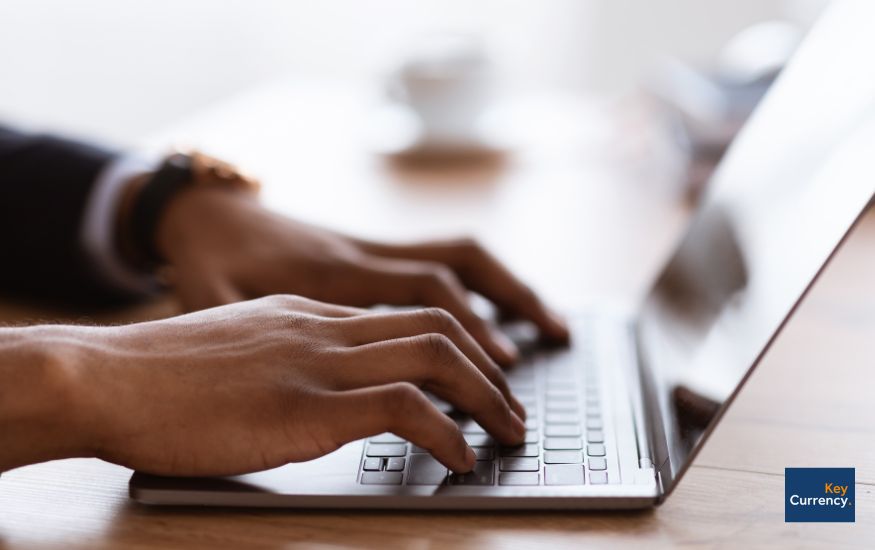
[130,2,875,510]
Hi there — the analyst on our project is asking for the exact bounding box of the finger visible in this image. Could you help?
[333,308,526,419]
[356,238,570,342]
[333,334,526,446]
[348,256,520,366]
[325,383,476,473]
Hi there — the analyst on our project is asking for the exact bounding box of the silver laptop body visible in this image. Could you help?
[130,2,875,509]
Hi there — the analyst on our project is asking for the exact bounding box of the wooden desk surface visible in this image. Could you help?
[1,82,873,549]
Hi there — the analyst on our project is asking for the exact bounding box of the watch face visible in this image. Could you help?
[190,151,261,192]
[168,153,193,171]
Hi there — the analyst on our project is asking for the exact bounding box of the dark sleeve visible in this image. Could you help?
[0,124,135,307]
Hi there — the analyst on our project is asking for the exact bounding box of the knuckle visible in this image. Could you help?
[486,363,510,391]
[516,284,539,305]
[418,307,457,332]
[415,333,457,364]
[386,383,426,423]
[267,293,305,309]
[420,264,456,288]
[279,311,307,331]
[279,310,325,334]
[455,236,484,255]
[487,384,509,413]
[414,265,462,303]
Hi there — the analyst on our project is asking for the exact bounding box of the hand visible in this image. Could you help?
[52,296,527,477]
[155,188,570,366]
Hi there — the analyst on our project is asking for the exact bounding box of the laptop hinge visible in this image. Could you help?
[622,320,659,489]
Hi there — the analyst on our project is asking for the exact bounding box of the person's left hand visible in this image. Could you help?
[154,188,569,366]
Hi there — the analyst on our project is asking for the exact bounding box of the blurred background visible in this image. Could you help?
[0,0,828,145]
[0,0,837,312]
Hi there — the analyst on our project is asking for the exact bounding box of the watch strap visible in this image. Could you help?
[129,153,195,268]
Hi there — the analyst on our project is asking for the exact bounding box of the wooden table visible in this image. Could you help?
[1,81,872,548]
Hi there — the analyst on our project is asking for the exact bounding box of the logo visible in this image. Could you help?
[785,468,855,522]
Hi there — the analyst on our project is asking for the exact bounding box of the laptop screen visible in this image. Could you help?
[635,2,875,494]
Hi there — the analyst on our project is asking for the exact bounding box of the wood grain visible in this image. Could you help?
[1,82,872,549]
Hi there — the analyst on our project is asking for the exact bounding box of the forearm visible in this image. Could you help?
[0,326,97,472]
[0,125,131,305]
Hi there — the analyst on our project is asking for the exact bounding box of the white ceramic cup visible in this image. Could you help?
[389,35,494,147]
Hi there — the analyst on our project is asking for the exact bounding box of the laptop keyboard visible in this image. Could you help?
[359,334,613,486]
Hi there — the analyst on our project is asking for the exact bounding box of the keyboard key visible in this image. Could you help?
[457,420,486,434]
[524,430,539,444]
[386,457,406,471]
[545,413,579,425]
[587,444,606,456]
[499,458,539,472]
[361,471,403,485]
[545,425,581,437]
[407,454,448,485]
[546,404,578,414]
[517,396,537,407]
[509,388,535,399]
[463,434,494,447]
[586,418,603,429]
[546,392,577,402]
[363,457,382,471]
[366,444,406,457]
[525,418,538,430]
[544,451,583,464]
[545,465,584,485]
[588,457,607,470]
[500,444,539,457]
[585,406,601,417]
[369,433,405,444]
[586,430,604,443]
[589,471,608,484]
[450,462,494,485]
[473,447,495,461]
[499,472,540,486]
[544,437,583,450]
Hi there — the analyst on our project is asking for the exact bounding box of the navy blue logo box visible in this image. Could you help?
[785,468,855,523]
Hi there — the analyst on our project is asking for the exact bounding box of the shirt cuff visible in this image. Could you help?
[80,152,163,296]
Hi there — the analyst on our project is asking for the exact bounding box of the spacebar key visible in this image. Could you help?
[545,465,584,485]
[407,454,448,485]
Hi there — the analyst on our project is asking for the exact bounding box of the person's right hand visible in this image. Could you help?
[67,295,526,477]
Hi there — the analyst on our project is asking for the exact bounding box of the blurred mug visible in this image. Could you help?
[389,35,493,147]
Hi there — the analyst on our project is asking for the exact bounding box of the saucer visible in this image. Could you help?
[366,102,515,161]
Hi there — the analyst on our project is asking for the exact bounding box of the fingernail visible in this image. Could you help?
[464,446,477,469]
[493,331,519,363]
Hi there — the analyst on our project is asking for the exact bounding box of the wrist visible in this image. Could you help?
[122,152,259,270]
[155,185,258,264]
[0,326,101,470]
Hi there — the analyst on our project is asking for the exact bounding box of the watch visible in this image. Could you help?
[128,151,260,268]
